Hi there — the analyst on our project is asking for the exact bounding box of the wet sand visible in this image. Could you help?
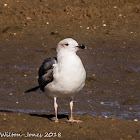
[0,112,140,140]
[0,0,140,139]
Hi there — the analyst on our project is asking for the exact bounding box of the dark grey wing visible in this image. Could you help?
[38,57,57,91]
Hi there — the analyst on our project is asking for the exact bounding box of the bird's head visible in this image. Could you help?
[56,38,86,53]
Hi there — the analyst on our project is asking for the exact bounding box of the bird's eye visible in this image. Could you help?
[65,43,69,46]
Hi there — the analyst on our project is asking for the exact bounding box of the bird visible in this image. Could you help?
[26,38,86,123]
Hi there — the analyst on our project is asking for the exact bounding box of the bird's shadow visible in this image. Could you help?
[29,113,69,121]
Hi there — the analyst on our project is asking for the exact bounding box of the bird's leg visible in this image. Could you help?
[54,97,59,122]
[69,100,74,120]
[66,100,83,123]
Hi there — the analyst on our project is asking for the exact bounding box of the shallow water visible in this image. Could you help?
[0,101,139,121]
[0,65,37,71]
[132,66,140,72]
[0,66,139,122]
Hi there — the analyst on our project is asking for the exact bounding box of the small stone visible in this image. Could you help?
[101,102,104,105]
[118,14,123,17]
[87,27,90,29]
[103,24,106,27]
[27,17,31,20]
[134,119,138,122]
[24,74,27,77]
[13,33,16,35]
[129,107,132,110]
[3,118,6,121]
[111,117,116,121]
[4,4,7,7]
[113,6,117,8]
[104,116,108,118]
[46,22,49,25]
[9,93,13,96]
[123,99,136,105]
[16,101,19,104]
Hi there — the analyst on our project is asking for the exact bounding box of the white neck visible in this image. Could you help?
[57,49,77,62]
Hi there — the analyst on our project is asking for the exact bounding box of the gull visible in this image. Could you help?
[26,38,86,123]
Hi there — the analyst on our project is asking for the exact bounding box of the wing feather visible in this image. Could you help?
[38,57,57,91]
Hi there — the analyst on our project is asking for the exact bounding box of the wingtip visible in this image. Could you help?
[25,86,40,93]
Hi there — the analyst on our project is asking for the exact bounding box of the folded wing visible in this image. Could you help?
[38,57,57,91]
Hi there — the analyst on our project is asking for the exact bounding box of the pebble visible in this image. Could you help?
[93,26,97,29]
[111,117,116,121]
[16,101,19,104]
[118,14,123,17]
[27,17,31,20]
[4,4,7,7]
[101,102,104,105]
[3,118,6,121]
[9,93,13,96]
[134,119,138,122]
[86,27,90,30]
[129,107,132,110]
[113,6,117,8]
[87,100,90,103]
[104,116,108,118]
[103,24,106,27]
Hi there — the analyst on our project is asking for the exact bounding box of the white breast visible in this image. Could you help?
[45,51,86,98]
